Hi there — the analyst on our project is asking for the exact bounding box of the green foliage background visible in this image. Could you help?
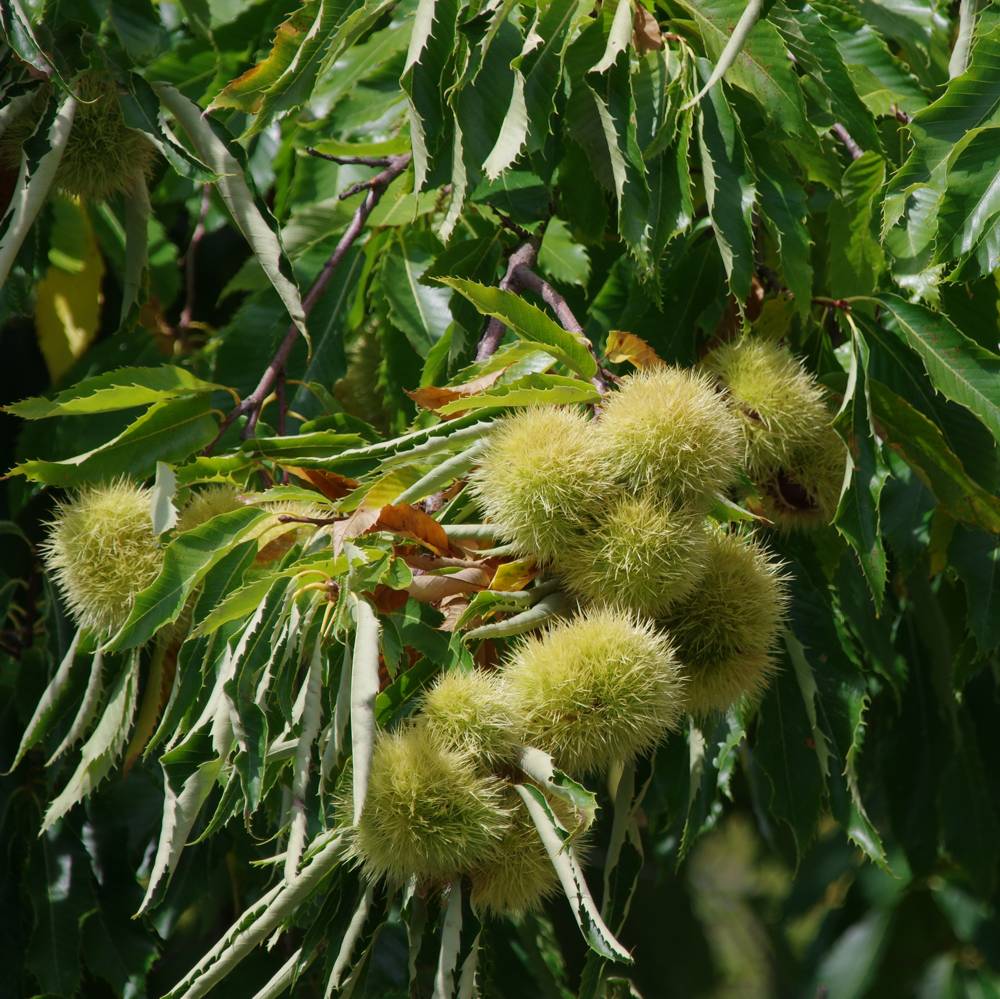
[1,0,999,995]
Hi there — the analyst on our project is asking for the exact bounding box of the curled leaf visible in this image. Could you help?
[605,330,665,369]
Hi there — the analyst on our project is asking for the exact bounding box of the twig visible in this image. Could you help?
[305,148,394,167]
[338,178,378,201]
[513,266,585,334]
[474,243,612,391]
[178,185,212,333]
[475,241,538,361]
[813,296,852,312]
[831,123,863,161]
[204,153,412,452]
[495,211,533,242]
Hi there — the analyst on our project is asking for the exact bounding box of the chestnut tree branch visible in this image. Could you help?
[831,123,863,161]
[178,184,212,333]
[477,250,612,392]
[205,153,412,452]
[474,241,539,361]
[304,148,396,167]
[512,266,584,333]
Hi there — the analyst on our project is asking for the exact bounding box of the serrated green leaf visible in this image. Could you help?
[382,230,452,357]
[695,69,756,303]
[392,441,486,506]
[538,217,591,288]
[8,395,219,487]
[886,25,1000,227]
[1,0,76,87]
[520,0,594,158]
[6,365,227,419]
[41,653,140,832]
[191,554,346,638]
[251,0,397,139]
[814,0,926,118]
[680,0,811,139]
[753,653,826,865]
[4,630,87,773]
[161,829,347,999]
[483,69,528,180]
[756,153,813,316]
[208,3,315,113]
[0,93,75,288]
[402,0,459,188]
[154,84,307,338]
[139,729,227,915]
[933,125,1000,276]
[120,170,151,328]
[869,378,1000,533]
[877,295,1000,445]
[435,373,599,414]
[772,1,882,153]
[107,507,272,651]
[828,152,886,297]
[517,746,598,835]
[646,107,695,270]
[834,330,889,609]
[515,783,632,964]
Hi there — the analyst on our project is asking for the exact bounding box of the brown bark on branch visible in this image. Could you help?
[204,153,412,453]
[513,265,612,392]
[304,149,397,167]
[178,185,212,335]
[476,247,613,392]
[475,241,539,361]
[831,123,863,161]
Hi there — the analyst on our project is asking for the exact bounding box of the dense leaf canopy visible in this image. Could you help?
[1,0,999,996]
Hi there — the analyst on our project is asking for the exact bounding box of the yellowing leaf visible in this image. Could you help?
[35,198,105,381]
[208,11,311,113]
[489,558,538,591]
[348,466,425,511]
[605,329,665,368]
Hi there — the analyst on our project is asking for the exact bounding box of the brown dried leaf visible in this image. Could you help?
[407,369,505,413]
[633,6,664,53]
[438,595,471,632]
[334,503,451,556]
[285,466,359,501]
[605,330,666,369]
[406,567,492,603]
[370,585,410,615]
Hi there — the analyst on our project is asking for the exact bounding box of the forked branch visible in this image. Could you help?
[476,245,613,391]
[205,153,412,453]
[475,241,538,361]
